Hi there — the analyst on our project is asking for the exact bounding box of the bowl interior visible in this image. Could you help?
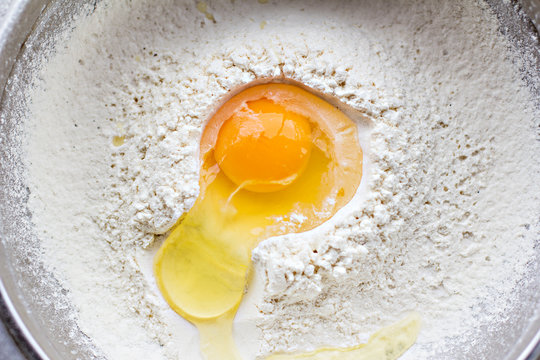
[0,1,538,359]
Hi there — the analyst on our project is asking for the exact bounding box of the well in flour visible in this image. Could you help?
[21,1,539,360]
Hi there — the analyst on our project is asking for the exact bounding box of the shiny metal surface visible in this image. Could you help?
[0,1,539,360]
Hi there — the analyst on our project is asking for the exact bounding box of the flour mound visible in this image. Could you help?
[23,1,539,359]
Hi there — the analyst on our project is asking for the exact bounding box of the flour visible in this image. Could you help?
[22,0,539,360]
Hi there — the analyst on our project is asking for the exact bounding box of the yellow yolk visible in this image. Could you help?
[154,83,419,360]
[214,99,312,193]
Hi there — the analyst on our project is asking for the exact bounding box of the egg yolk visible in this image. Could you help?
[214,99,312,193]
[154,82,419,360]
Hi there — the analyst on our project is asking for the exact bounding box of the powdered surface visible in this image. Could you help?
[22,1,539,359]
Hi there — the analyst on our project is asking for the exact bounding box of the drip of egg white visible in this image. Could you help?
[136,117,372,359]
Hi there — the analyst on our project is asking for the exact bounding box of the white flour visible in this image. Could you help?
[23,0,539,359]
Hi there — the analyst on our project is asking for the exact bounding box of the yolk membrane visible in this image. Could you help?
[214,99,312,193]
[153,83,420,360]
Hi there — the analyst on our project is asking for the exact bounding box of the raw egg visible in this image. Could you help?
[154,83,419,359]
[214,98,312,193]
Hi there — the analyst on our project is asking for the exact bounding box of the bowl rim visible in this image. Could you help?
[0,284,49,360]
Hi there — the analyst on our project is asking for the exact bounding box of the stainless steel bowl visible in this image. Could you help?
[0,1,539,359]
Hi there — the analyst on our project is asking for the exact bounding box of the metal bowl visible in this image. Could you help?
[0,1,539,359]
